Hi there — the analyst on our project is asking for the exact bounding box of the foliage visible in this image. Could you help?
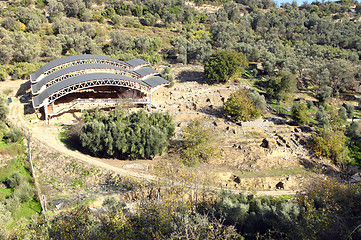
[0,93,8,122]
[316,86,332,107]
[80,109,175,159]
[223,88,266,121]
[204,49,248,83]
[162,67,175,87]
[338,106,348,121]
[201,191,302,239]
[316,106,329,127]
[5,127,24,143]
[6,172,22,189]
[181,120,217,166]
[291,101,310,125]
[266,71,296,101]
[296,178,361,240]
[310,127,351,165]
[342,103,354,119]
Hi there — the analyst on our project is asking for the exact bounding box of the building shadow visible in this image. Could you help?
[177,70,206,83]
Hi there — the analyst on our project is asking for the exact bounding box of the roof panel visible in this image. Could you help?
[31,63,131,94]
[30,55,128,82]
[126,59,149,67]
[33,73,147,108]
[142,76,169,87]
[134,67,158,77]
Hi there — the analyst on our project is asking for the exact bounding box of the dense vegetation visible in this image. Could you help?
[5,178,361,240]
[204,49,248,83]
[79,108,175,159]
[223,88,266,121]
[181,120,218,166]
[0,94,40,230]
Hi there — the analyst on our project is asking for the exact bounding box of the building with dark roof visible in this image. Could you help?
[31,55,169,123]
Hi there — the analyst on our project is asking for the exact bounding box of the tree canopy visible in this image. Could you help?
[80,109,175,159]
[204,49,248,83]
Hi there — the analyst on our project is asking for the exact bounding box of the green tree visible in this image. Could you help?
[224,89,266,121]
[6,172,22,188]
[266,71,296,101]
[310,127,351,165]
[182,120,217,166]
[204,49,248,83]
[0,93,8,122]
[291,101,310,125]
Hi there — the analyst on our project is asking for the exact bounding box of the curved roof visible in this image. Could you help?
[126,59,149,67]
[32,73,151,108]
[134,67,159,78]
[143,76,170,87]
[30,55,131,82]
[31,63,138,95]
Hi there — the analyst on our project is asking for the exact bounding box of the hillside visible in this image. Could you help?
[0,0,361,239]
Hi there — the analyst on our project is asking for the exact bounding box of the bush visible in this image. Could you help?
[5,127,24,143]
[6,172,22,188]
[204,49,248,83]
[310,127,351,165]
[0,202,12,226]
[339,106,348,121]
[291,101,310,125]
[162,67,175,88]
[342,103,354,119]
[80,109,175,159]
[4,197,19,215]
[316,106,329,127]
[223,89,266,121]
[13,183,35,203]
[0,93,8,122]
[266,71,296,101]
[306,100,314,109]
[181,120,217,166]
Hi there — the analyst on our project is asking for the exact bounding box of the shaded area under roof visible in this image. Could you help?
[126,59,149,67]
[32,73,148,108]
[30,55,128,82]
[31,63,133,94]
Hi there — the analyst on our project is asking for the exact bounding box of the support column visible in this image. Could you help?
[44,103,48,125]
[148,91,152,111]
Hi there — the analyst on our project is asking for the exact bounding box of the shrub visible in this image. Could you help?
[5,127,24,143]
[310,127,351,165]
[13,183,35,203]
[0,202,12,226]
[204,49,248,83]
[306,100,314,109]
[343,103,354,119]
[339,106,348,121]
[162,67,175,88]
[291,101,310,125]
[80,109,175,159]
[4,197,19,215]
[266,71,296,101]
[0,93,8,122]
[6,172,22,188]
[224,89,266,121]
[181,120,217,166]
[316,106,329,127]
